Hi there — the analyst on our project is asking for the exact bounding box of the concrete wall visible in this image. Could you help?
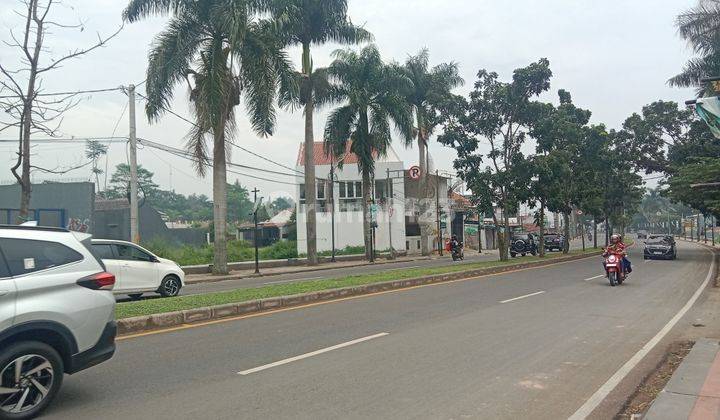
[94,205,205,246]
[0,182,94,231]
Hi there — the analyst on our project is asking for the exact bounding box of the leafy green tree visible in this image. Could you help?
[123,0,295,274]
[324,45,413,260]
[106,163,159,201]
[400,48,463,256]
[270,196,294,211]
[438,59,552,260]
[226,181,254,223]
[268,0,372,265]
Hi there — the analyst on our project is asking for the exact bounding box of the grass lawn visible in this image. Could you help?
[116,247,602,319]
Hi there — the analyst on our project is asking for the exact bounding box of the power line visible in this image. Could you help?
[134,91,305,176]
[137,137,301,186]
[0,137,128,143]
[0,86,123,99]
[138,138,301,178]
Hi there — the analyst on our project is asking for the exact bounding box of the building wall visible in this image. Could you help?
[295,160,407,254]
[0,182,94,231]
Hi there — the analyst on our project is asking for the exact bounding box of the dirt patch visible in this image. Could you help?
[615,340,694,419]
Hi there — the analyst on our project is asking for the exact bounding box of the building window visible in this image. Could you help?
[339,182,346,198]
[346,181,354,198]
[317,182,325,200]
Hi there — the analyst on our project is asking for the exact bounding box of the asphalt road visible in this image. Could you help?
[48,240,711,419]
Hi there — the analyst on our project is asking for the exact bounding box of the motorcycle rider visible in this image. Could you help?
[450,234,462,258]
[604,234,632,274]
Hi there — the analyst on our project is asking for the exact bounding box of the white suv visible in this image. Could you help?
[0,225,116,419]
[90,239,184,299]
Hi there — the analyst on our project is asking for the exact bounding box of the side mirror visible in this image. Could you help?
[150,255,160,263]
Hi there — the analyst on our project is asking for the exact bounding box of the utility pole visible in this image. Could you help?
[330,164,336,262]
[704,214,708,244]
[386,168,394,259]
[436,169,442,256]
[127,84,139,244]
[252,187,260,274]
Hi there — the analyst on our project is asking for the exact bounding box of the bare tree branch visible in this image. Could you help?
[37,25,123,74]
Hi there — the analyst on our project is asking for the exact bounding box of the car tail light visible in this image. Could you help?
[77,272,115,290]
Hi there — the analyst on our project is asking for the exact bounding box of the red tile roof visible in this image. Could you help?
[297,142,371,166]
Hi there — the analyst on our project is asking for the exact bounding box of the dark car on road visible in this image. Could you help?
[510,233,538,257]
[543,233,566,252]
[643,234,677,260]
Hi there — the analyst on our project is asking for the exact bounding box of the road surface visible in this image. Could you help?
[49,240,710,419]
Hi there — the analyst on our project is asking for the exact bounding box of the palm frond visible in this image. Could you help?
[123,0,193,22]
[144,13,205,121]
[323,104,357,167]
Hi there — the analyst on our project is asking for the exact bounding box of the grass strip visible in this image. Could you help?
[116,247,602,319]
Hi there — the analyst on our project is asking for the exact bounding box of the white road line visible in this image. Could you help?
[500,291,546,304]
[237,332,390,375]
[584,275,604,282]
[568,247,716,420]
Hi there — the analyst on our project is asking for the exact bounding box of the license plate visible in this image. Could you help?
[653,251,663,255]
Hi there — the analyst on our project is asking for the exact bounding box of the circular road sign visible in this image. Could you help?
[409,165,421,180]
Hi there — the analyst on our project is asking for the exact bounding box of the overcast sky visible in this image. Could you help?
[0,0,697,201]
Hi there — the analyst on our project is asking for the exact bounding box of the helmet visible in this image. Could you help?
[610,234,621,243]
[451,234,458,240]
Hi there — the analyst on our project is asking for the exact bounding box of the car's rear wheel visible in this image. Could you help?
[159,275,181,298]
[0,341,63,420]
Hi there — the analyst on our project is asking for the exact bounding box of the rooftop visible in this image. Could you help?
[296,141,402,167]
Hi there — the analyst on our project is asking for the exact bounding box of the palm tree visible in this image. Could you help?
[268,0,372,265]
[324,45,414,260]
[401,49,463,256]
[123,0,295,274]
[672,1,720,94]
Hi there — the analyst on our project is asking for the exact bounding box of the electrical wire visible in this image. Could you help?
[134,91,307,177]
[0,86,123,99]
[137,137,300,186]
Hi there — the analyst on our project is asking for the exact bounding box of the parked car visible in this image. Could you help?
[91,239,185,299]
[543,234,566,252]
[0,225,116,419]
[509,233,538,257]
[643,234,677,260]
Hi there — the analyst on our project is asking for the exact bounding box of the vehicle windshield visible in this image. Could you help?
[646,236,671,244]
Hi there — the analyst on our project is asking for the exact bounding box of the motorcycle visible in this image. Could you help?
[451,242,464,261]
[603,250,627,287]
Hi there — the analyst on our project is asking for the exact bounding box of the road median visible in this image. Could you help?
[116,248,603,336]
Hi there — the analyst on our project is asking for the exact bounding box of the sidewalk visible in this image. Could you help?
[644,339,720,420]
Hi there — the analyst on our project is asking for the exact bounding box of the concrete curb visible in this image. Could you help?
[117,251,602,336]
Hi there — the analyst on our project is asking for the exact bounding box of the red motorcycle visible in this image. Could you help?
[603,250,626,287]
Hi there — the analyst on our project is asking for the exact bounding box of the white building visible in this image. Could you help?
[295,142,455,255]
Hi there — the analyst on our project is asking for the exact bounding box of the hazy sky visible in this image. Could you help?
[0,0,698,201]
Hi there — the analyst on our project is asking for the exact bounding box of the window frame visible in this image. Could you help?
[0,238,84,277]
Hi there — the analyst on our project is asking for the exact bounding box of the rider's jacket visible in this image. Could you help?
[605,242,627,255]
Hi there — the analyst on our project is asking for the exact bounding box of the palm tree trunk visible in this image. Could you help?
[213,132,228,275]
[362,167,372,260]
[417,118,430,256]
[302,42,318,266]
